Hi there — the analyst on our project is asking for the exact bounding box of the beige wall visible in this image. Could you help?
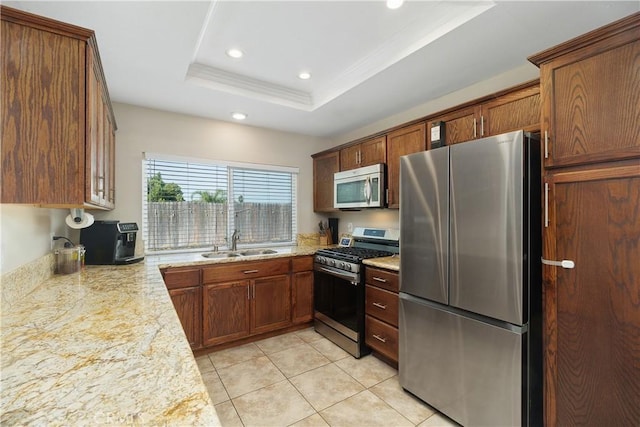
[94,103,334,252]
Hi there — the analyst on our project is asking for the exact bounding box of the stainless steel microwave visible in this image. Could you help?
[334,163,385,209]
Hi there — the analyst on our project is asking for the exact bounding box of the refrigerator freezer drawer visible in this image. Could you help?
[399,294,526,427]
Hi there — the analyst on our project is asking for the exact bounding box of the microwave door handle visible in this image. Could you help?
[364,176,371,204]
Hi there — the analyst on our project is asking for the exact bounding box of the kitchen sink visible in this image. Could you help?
[201,249,278,259]
[201,252,242,259]
[239,249,278,256]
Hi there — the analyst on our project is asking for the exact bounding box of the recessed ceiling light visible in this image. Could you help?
[386,0,404,10]
[298,72,312,80]
[231,112,247,120]
[226,48,244,59]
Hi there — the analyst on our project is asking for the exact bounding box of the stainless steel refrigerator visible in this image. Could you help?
[399,130,542,426]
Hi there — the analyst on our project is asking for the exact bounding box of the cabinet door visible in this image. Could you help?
[313,151,340,212]
[203,281,251,347]
[359,136,387,168]
[543,163,640,426]
[539,36,640,168]
[482,84,541,136]
[339,144,361,171]
[86,49,102,205]
[169,286,202,349]
[429,106,480,148]
[1,18,85,205]
[292,270,313,324]
[252,274,291,334]
[387,122,426,208]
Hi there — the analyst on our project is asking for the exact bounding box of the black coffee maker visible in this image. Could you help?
[80,220,144,265]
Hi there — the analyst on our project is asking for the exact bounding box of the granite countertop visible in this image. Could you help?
[1,244,392,425]
[363,255,400,272]
[1,258,220,425]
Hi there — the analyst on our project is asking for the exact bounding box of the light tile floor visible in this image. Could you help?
[196,327,460,427]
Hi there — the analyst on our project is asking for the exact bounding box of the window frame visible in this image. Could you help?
[142,152,299,254]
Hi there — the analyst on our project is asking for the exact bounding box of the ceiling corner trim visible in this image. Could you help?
[185,63,314,110]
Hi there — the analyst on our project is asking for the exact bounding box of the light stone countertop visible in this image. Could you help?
[1,257,220,426]
[363,255,400,272]
[0,244,385,425]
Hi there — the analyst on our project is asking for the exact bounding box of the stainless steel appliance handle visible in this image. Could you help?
[541,257,575,269]
[316,266,358,284]
[364,176,371,203]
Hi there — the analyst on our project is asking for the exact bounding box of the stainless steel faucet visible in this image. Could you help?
[231,229,240,251]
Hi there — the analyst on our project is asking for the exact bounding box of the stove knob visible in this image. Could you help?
[339,262,346,269]
[329,259,336,267]
[318,256,326,265]
[344,263,352,271]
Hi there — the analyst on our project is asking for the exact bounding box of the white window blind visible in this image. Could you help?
[143,155,297,252]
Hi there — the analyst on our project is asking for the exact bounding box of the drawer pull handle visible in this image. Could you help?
[372,302,387,310]
[373,334,387,343]
[243,269,259,274]
[372,277,387,283]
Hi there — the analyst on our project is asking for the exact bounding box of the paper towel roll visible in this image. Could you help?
[65,209,94,229]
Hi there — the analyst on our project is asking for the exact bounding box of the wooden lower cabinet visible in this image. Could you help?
[252,274,291,335]
[364,267,399,365]
[203,281,251,347]
[543,162,640,425]
[292,256,314,324]
[163,256,312,351]
[169,286,202,349]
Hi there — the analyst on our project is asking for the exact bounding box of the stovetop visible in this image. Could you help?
[316,246,394,263]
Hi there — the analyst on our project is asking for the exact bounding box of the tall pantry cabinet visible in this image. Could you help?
[528,12,640,426]
[1,6,116,208]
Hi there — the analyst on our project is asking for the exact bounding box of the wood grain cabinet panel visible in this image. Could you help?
[340,136,386,171]
[1,6,116,208]
[312,151,340,212]
[292,270,313,324]
[482,85,541,136]
[530,13,640,168]
[169,286,202,349]
[543,163,640,426]
[386,122,426,208]
[162,267,201,290]
[252,274,291,334]
[530,12,640,427]
[203,281,251,347]
[364,267,400,365]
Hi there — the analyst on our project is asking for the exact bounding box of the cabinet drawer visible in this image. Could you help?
[365,315,398,363]
[162,267,201,290]
[203,259,290,284]
[292,256,313,272]
[365,285,398,327]
[365,267,399,292]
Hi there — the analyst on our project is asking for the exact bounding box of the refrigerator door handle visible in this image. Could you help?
[541,257,575,269]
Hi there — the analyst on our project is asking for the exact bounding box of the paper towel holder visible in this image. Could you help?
[65,208,95,229]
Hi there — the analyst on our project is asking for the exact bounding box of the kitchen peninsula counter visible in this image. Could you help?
[0,256,223,425]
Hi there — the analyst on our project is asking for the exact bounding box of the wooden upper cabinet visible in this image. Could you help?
[386,122,426,208]
[428,105,480,146]
[482,84,541,137]
[426,81,541,148]
[312,150,339,212]
[340,136,387,171]
[529,13,640,168]
[1,6,116,208]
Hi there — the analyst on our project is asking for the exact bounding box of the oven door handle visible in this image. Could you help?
[316,266,358,284]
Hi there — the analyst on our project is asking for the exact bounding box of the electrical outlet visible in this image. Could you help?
[347,222,353,233]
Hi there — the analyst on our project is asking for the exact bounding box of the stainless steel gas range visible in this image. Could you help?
[313,227,399,358]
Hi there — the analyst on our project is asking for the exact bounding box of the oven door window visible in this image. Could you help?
[314,270,358,333]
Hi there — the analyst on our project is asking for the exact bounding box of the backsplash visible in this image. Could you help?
[1,252,55,310]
